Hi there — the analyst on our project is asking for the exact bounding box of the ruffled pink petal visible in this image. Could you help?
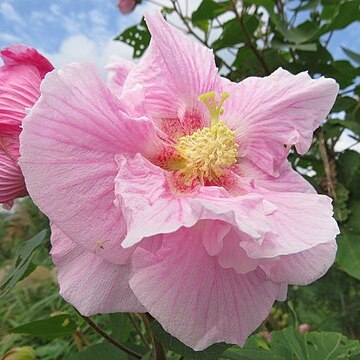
[202,220,232,256]
[265,241,337,285]
[115,153,199,247]
[1,44,54,79]
[0,123,21,136]
[0,64,42,127]
[20,62,163,264]
[51,225,145,315]
[106,57,146,117]
[0,135,27,206]
[223,69,338,176]
[201,223,278,276]
[123,11,222,120]
[217,227,275,274]
[192,191,274,240]
[240,191,339,258]
[129,223,281,350]
[105,55,136,97]
[237,161,316,194]
[115,154,271,248]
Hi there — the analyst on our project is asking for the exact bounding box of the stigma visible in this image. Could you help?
[175,92,238,184]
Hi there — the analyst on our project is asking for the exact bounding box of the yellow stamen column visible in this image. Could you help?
[175,92,238,184]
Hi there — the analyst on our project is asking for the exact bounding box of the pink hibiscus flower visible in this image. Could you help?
[19,13,339,350]
[0,44,53,209]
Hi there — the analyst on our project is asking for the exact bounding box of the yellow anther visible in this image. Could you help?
[175,92,238,185]
[199,91,230,126]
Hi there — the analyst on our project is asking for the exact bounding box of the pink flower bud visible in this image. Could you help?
[259,331,271,342]
[117,0,138,14]
[298,323,311,333]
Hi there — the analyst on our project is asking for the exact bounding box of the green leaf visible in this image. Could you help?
[327,0,360,31]
[114,18,150,58]
[337,227,360,281]
[68,343,127,360]
[346,200,360,234]
[271,40,317,51]
[0,230,48,296]
[329,118,360,134]
[243,0,274,13]
[152,322,230,359]
[273,328,360,359]
[342,47,360,65]
[274,20,319,44]
[109,313,133,343]
[334,183,350,222]
[337,150,360,200]
[192,0,230,22]
[8,314,77,339]
[222,328,360,359]
[332,60,360,89]
[222,347,280,360]
[321,2,339,20]
[212,15,259,50]
[332,96,358,113]
[335,150,360,280]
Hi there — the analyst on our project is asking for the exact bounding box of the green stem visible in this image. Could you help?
[127,313,152,351]
[81,315,142,359]
[141,313,166,360]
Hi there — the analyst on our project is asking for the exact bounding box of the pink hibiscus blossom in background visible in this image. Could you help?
[20,12,339,350]
[117,0,139,14]
[0,45,53,209]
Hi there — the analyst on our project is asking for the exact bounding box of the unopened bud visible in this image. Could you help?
[258,331,271,342]
[1,346,36,360]
[298,323,311,333]
[117,0,140,14]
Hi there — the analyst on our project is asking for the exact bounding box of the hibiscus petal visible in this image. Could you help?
[223,68,338,176]
[115,154,271,248]
[0,135,27,206]
[202,220,232,256]
[105,55,136,96]
[123,11,221,119]
[237,161,316,194]
[266,241,337,285]
[0,64,42,127]
[1,44,54,79]
[20,62,162,264]
[129,223,281,350]
[115,153,202,247]
[217,227,275,274]
[51,225,145,315]
[241,191,339,258]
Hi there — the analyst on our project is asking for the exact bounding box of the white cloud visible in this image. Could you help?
[45,34,134,77]
[0,31,20,43]
[49,4,61,16]
[0,2,21,23]
[89,9,108,27]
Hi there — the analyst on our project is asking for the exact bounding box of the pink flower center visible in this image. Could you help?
[169,92,238,185]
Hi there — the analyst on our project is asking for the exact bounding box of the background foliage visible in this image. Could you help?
[1,0,360,359]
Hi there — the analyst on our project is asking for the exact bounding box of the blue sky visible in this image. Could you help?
[0,0,146,50]
[0,0,359,70]
[0,0,154,69]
